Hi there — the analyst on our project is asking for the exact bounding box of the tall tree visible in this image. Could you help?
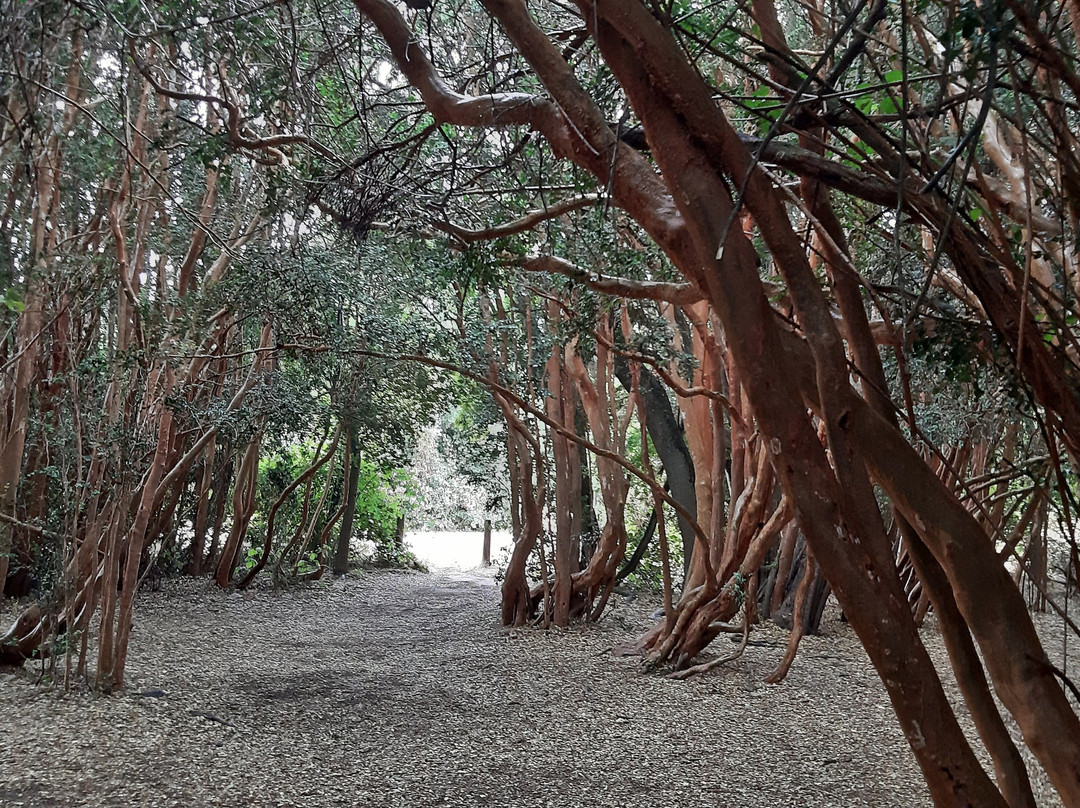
[348,1,1080,804]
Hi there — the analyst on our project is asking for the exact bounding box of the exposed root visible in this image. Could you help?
[667,608,750,680]
[766,551,817,684]
[0,603,46,666]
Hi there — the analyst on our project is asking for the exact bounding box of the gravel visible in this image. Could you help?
[0,568,1075,807]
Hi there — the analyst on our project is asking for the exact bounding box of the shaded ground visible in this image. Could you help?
[0,569,1072,807]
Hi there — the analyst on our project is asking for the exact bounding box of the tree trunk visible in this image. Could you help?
[613,358,697,572]
[187,438,217,575]
[498,397,544,626]
[107,387,174,689]
[332,426,361,577]
[545,304,575,626]
[214,434,261,588]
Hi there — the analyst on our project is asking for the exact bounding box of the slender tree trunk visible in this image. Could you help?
[214,434,261,588]
[187,438,217,575]
[108,385,174,689]
[613,358,696,571]
[205,457,233,569]
[332,426,361,577]
[545,305,575,626]
[498,398,545,626]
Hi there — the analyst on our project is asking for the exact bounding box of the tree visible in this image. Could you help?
[348,1,1080,804]
[0,0,441,683]
[2,1,1079,805]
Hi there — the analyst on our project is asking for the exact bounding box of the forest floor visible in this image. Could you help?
[0,567,1074,808]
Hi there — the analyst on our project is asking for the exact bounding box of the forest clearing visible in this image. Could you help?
[4,0,1080,805]
[1,565,1071,808]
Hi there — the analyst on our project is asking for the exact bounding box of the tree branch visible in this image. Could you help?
[432,194,601,243]
[514,254,703,305]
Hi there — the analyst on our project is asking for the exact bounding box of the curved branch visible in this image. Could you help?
[433,194,601,243]
[516,254,703,304]
[355,0,690,251]
[353,0,561,129]
[128,41,338,163]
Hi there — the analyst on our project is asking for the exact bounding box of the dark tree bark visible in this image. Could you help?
[186,440,216,575]
[614,357,696,573]
[616,506,657,583]
[332,425,361,577]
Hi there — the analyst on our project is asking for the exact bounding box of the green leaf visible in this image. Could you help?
[2,287,25,312]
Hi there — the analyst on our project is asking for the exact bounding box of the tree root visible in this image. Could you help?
[0,604,46,666]
[667,611,750,680]
[765,552,816,684]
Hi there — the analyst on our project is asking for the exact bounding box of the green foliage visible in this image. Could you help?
[620,504,686,593]
[352,461,422,567]
[743,85,785,138]
[2,287,25,312]
[432,382,510,520]
[902,322,1028,445]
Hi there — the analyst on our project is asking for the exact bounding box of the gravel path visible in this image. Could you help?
[0,569,1073,807]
